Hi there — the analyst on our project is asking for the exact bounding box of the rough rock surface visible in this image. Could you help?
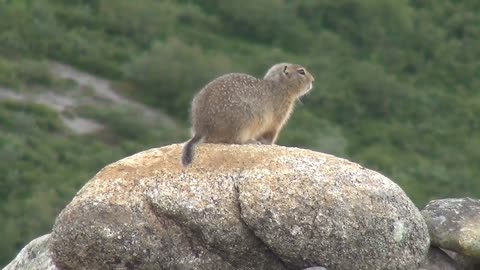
[50,144,429,270]
[442,249,480,270]
[422,198,480,258]
[3,234,57,270]
[417,248,459,270]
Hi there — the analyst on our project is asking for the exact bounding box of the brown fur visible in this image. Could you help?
[182,63,315,166]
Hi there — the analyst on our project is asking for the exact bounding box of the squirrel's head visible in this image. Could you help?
[263,63,315,97]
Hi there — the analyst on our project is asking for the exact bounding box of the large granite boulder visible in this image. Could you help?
[48,144,429,270]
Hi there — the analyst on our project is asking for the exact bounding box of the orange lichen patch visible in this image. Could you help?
[72,144,330,205]
[91,144,335,180]
[73,143,398,208]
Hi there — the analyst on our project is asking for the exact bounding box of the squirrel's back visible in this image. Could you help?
[182,63,315,167]
[191,73,270,137]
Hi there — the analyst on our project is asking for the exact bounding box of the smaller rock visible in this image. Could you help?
[417,248,459,270]
[2,234,57,270]
[422,198,480,258]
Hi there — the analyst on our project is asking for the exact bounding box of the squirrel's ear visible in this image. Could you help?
[283,65,288,75]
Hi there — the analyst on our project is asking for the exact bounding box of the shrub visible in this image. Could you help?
[124,38,233,119]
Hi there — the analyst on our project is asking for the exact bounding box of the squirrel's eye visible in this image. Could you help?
[297,69,305,75]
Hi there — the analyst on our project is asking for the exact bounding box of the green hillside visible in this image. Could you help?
[1,0,480,265]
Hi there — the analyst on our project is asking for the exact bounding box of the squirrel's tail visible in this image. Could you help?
[182,134,203,167]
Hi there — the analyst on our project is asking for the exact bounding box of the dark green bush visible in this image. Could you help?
[124,38,233,118]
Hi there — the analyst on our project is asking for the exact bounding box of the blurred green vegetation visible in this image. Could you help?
[1,0,480,265]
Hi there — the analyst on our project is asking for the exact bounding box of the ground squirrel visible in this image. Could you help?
[181,63,315,166]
